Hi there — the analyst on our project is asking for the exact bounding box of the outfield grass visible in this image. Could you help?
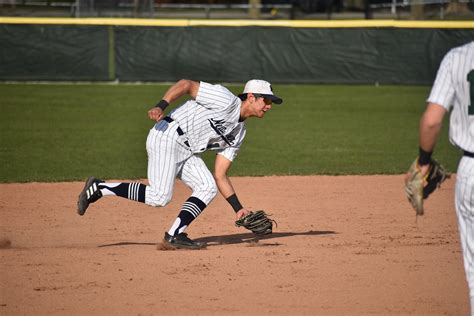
[0,83,460,182]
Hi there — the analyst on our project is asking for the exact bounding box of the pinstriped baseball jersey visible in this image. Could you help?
[169,81,246,162]
[427,41,474,152]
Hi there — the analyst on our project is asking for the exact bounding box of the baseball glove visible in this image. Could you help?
[235,210,276,235]
[405,158,449,216]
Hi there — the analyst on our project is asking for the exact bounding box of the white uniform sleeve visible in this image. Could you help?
[427,51,455,111]
[196,81,237,110]
[216,125,247,162]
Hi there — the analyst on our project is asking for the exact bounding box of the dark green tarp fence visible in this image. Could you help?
[1,24,110,81]
[1,22,473,84]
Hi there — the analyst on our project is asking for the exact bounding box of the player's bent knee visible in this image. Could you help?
[145,188,172,207]
[195,183,218,205]
[207,181,218,197]
[210,184,218,199]
[146,198,171,207]
[207,186,218,201]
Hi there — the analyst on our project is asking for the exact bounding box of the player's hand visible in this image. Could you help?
[404,162,430,185]
[236,208,251,220]
[148,107,165,122]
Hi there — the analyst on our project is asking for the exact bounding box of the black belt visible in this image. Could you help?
[464,151,474,158]
[163,116,184,135]
[163,116,190,147]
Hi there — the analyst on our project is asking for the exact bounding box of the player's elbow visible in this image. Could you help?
[177,79,192,88]
[213,169,226,180]
[420,103,446,130]
[177,79,199,98]
[421,116,442,130]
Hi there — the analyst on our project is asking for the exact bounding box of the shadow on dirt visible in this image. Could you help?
[98,230,336,248]
[196,230,336,246]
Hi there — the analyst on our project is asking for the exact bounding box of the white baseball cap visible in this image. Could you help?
[239,79,283,104]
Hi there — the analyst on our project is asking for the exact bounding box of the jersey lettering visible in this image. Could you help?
[208,119,233,146]
[209,118,227,135]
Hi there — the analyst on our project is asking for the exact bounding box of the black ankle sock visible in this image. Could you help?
[99,183,146,202]
[171,197,207,235]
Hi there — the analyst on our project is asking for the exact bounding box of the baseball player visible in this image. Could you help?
[77,79,283,250]
[409,41,473,314]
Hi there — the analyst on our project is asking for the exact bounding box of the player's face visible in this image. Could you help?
[253,95,272,118]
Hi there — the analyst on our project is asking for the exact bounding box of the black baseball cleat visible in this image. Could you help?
[163,232,207,250]
[77,176,104,216]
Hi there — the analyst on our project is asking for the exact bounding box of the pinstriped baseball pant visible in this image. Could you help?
[455,156,474,315]
[145,120,217,207]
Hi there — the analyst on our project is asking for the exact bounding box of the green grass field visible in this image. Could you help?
[0,83,460,183]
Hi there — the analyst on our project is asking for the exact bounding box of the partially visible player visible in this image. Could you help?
[409,41,473,314]
[77,79,283,250]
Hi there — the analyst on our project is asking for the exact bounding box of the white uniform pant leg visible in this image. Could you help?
[145,126,186,207]
[179,155,218,205]
[455,156,474,315]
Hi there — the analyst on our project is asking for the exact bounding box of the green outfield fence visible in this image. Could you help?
[1,17,473,83]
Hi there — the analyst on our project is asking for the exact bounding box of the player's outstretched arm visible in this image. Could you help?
[162,79,200,102]
[214,154,250,220]
[148,79,200,121]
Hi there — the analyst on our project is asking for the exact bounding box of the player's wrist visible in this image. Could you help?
[226,194,243,213]
[155,99,169,111]
[418,147,432,166]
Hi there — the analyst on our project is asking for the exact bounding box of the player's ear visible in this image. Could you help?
[248,93,257,103]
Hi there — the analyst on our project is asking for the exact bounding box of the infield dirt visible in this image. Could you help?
[0,175,469,315]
